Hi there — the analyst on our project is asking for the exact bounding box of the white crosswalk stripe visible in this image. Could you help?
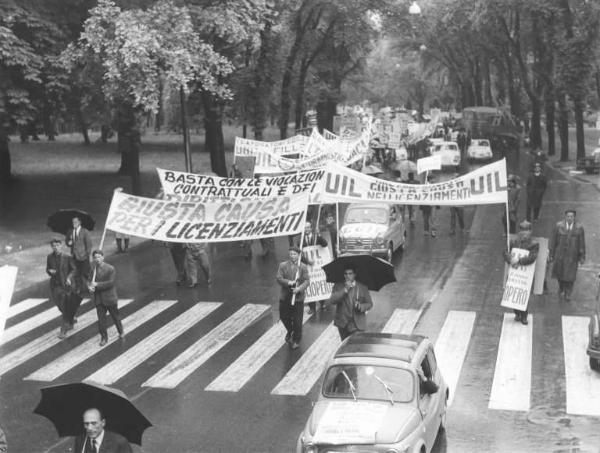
[1,299,90,345]
[87,302,221,385]
[7,298,48,319]
[24,300,177,382]
[0,299,133,377]
[143,304,270,389]
[382,308,422,334]
[489,313,532,411]
[206,314,314,392]
[271,323,341,396]
[435,311,476,405]
[562,316,600,416]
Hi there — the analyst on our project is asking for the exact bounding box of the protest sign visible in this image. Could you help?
[106,190,309,243]
[234,135,309,174]
[417,155,442,174]
[302,245,334,304]
[0,265,18,342]
[501,248,536,311]
[313,401,387,444]
[318,159,508,205]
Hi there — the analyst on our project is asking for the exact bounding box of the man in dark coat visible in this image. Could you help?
[46,238,78,338]
[327,264,373,340]
[301,221,328,315]
[503,221,539,325]
[549,209,586,301]
[276,246,310,349]
[65,216,93,295]
[324,211,338,258]
[74,407,132,453]
[525,162,548,222]
[88,250,124,347]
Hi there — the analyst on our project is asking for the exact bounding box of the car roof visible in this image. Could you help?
[334,332,428,364]
[346,203,393,210]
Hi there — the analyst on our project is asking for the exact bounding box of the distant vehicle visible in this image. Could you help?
[430,141,461,169]
[339,203,406,262]
[587,274,600,371]
[577,140,600,174]
[297,332,449,453]
[467,139,493,161]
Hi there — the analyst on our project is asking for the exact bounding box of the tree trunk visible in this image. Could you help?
[483,56,493,106]
[558,92,569,161]
[0,130,11,184]
[545,91,556,156]
[116,102,142,195]
[573,98,586,160]
[294,63,309,130]
[473,59,483,106]
[504,47,520,118]
[530,99,542,149]
[201,90,227,177]
[279,69,293,139]
[180,87,192,172]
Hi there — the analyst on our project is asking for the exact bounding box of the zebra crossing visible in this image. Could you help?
[1,296,600,418]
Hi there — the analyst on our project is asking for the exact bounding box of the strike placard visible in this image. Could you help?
[318,159,508,205]
[313,401,387,444]
[302,245,334,304]
[106,190,309,243]
[501,248,536,311]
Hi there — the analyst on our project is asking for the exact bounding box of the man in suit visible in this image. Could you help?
[327,264,373,340]
[549,209,586,302]
[46,238,78,339]
[74,408,132,453]
[66,216,93,296]
[301,221,328,315]
[88,250,124,347]
[276,246,310,350]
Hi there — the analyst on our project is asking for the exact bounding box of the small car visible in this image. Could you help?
[339,203,406,262]
[587,274,600,371]
[297,332,448,453]
[430,141,461,168]
[426,137,445,154]
[467,139,493,161]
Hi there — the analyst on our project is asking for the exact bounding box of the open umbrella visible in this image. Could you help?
[322,254,396,291]
[47,209,95,236]
[362,164,384,176]
[33,381,152,446]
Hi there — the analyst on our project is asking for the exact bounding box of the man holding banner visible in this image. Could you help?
[276,247,310,350]
[502,221,539,325]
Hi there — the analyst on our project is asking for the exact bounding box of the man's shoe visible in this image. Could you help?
[99,338,108,347]
[521,316,529,325]
[514,313,521,322]
[58,331,67,339]
[284,332,291,344]
[307,308,316,315]
[290,341,300,350]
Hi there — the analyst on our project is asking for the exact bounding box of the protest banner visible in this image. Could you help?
[105,190,309,243]
[323,129,339,140]
[318,159,508,205]
[234,135,309,174]
[501,248,536,311]
[302,245,334,304]
[0,265,18,341]
[157,167,324,201]
[417,155,442,174]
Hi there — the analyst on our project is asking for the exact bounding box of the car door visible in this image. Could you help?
[418,353,442,451]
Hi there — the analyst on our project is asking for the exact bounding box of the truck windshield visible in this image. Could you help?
[345,208,387,224]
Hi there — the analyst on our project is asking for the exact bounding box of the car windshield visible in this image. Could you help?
[345,207,387,224]
[322,365,414,403]
[475,140,490,147]
[444,144,458,151]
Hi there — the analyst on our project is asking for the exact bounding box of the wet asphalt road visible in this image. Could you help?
[1,163,600,453]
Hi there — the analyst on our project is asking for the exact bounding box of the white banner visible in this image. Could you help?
[106,191,309,243]
[157,168,324,201]
[501,248,536,311]
[0,265,18,342]
[234,135,309,174]
[417,155,442,174]
[303,245,334,304]
[318,159,508,205]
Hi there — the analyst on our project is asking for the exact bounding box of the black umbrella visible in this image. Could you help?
[47,209,95,236]
[322,254,396,291]
[33,381,152,446]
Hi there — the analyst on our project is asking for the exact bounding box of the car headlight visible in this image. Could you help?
[375,234,385,245]
[303,443,318,453]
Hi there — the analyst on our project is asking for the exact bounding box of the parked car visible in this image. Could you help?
[339,203,406,262]
[467,139,493,161]
[297,332,449,453]
[426,137,444,154]
[587,274,600,371]
[430,141,461,169]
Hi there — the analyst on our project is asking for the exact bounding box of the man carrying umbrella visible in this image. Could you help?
[327,264,373,340]
[74,407,132,453]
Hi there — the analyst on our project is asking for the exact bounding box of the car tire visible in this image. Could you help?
[386,243,393,262]
[590,357,600,371]
[439,391,448,432]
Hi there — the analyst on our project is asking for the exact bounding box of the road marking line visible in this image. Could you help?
[87,302,222,385]
[435,310,476,405]
[8,298,48,319]
[382,308,421,334]
[143,304,269,389]
[562,316,600,416]
[0,299,133,377]
[206,314,313,392]
[489,313,532,411]
[1,298,90,345]
[271,323,341,396]
[24,300,177,382]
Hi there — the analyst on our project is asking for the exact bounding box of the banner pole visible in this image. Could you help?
[505,200,510,250]
[314,205,322,245]
[291,205,309,307]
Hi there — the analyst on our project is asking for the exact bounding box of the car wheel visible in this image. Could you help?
[590,357,600,371]
[439,391,448,432]
[386,243,393,262]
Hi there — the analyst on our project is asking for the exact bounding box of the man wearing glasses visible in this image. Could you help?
[327,265,373,340]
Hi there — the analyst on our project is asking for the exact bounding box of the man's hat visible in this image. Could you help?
[519,220,532,230]
[289,245,301,254]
